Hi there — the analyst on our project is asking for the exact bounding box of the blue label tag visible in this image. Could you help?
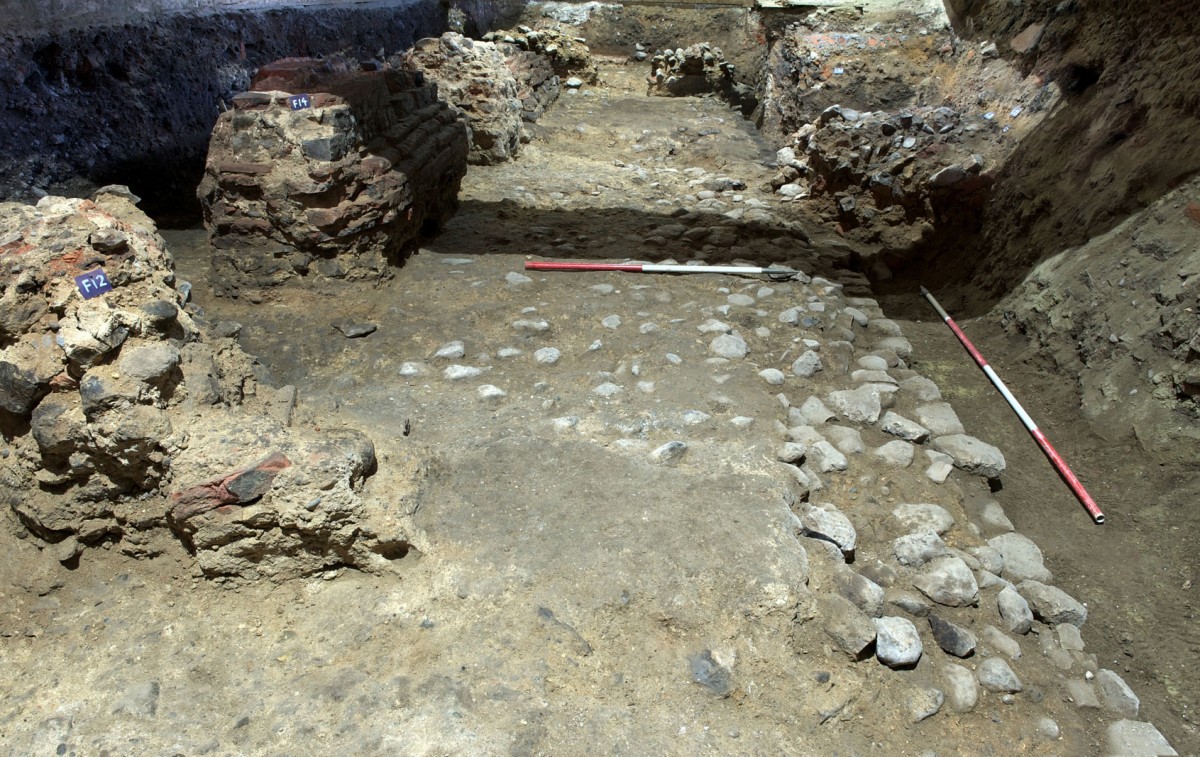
[289,94,312,111]
[833,67,845,75]
[75,268,113,299]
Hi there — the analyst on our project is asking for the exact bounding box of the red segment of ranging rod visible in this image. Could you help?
[525,260,799,277]
[526,261,644,273]
[920,286,1105,525]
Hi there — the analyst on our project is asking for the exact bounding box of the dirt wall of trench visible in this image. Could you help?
[928,0,1200,455]
[937,0,1200,301]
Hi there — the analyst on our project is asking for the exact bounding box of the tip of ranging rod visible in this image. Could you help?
[919,285,931,296]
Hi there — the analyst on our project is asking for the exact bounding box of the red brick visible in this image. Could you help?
[170,451,292,521]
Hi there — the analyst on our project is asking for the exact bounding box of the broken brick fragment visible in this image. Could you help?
[170,451,291,521]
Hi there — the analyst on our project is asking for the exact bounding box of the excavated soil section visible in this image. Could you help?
[3,62,1192,755]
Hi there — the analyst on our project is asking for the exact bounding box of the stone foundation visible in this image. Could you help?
[197,57,469,295]
[647,42,757,116]
[1,190,414,580]
[402,32,567,165]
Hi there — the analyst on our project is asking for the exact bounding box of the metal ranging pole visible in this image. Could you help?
[920,286,1106,525]
[525,261,800,279]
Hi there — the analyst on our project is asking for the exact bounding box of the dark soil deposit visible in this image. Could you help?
[1,1,1196,755]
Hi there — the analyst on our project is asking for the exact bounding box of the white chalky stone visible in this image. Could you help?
[698,318,732,333]
[792,350,823,378]
[709,334,748,359]
[434,341,465,359]
[759,368,786,385]
[512,319,550,333]
[650,441,688,466]
[444,365,484,380]
[593,382,623,397]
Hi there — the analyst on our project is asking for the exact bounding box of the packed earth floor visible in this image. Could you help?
[1,64,1193,756]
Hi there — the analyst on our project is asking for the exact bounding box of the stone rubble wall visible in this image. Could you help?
[756,21,946,142]
[646,42,758,117]
[772,103,998,274]
[756,17,1058,272]
[0,189,210,527]
[196,57,470,295]
[0,191,414,580]
[482,24,600,85]
[402,32,576,165]
[505,47,562,124]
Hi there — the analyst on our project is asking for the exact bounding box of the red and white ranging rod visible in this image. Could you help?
[921,286,1105,524]
[525,260,799,277]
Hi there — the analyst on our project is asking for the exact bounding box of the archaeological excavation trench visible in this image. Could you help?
[1,0,1197,754]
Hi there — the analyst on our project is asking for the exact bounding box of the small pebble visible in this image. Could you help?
[682,410,711,425]
[444,365,484,380]
[434,341,465,359]
[650,441,688,466]
[477,384,506,400]
[759,368,786,386]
